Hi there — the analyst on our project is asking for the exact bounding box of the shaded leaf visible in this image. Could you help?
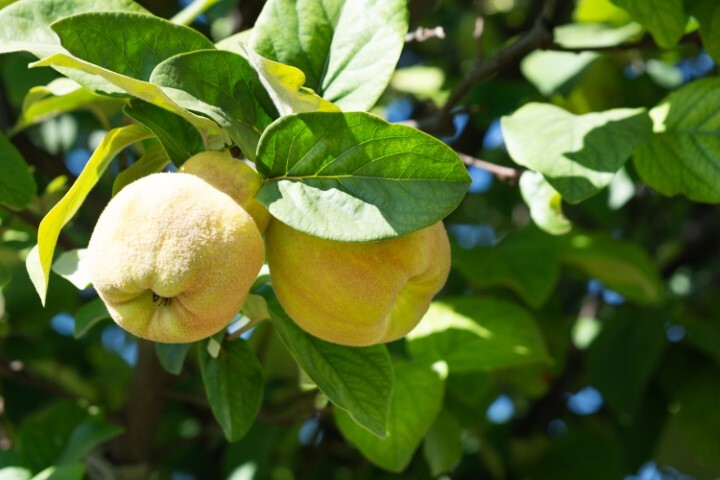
[609,0,687,48]
[423,409,463,477]
[256,112,470,241]
[451,226,564,309]
[199,339,264,442]
[687,0,720,63]
[122,100,203,167]
[150,49,276,160]
[56,419,123,464]
[521,50,598,97]
[261,288,393,438]
[335,361,445,473]
[562,232,665,304]
[633,78,720,203]
[587,310,666,420]
[74,299,110,339]
[0,132,36,210]
[155,342,192,376]
[406,297,551,373]
[252,0,408,111]
[503,103,652,203]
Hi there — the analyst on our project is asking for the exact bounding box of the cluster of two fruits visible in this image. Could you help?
[87,152,450,347]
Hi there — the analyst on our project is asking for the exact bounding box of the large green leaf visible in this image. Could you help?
[633,78,720,203]
[252,0,408,111]
[261,288,393,438]
[25,124,152,304]
[562,232,665,304]
[587,310,666,420]
[609,0,687,48]
[12,78,121,134]
[31,54,228,149]
[673,367,720,465]
[256,112,470,241]
[422,409,463,477]
[149,50,276,160]
[335,361,445,473]
[51,12,214,83]
[0,132,36,210]
[123,100,203,167]
[199,339,264,442]
[687,0,720,63]
[519,171,573,235]
[245,49,340,115]
[0,0,147,57]
[451,226,564,309]
[502,103,652,203]
[553,22,642,48]
[406,297,551,373]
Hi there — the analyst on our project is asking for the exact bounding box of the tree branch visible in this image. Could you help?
[457,152,521,183]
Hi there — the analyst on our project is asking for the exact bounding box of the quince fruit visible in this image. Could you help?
[181,151,270,232]
[266,221,451,346]
[87,172,264,343]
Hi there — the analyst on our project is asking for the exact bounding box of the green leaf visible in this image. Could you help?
[252,0,408,111]
[256,112,470,241]
[112,142,170,196]
[553,22,642,48]
[31,54,228,149]
[687,0,720,63]
[422,409,463,477]
[451,226,564,309]
[215,29,253,56]
[199,338,264,442]
[149,49,276,160]
[587,310,666,420]
[122,100,203,167]
[12,78,121,134]
[51,248,91,290]
[246,49,340,115]
[51,12,214,83]
[562,232,665,304]
[155,342,192,375]
[633,78,720,203]
[521,50,598,97]
[519,171,573,235]
[502,103,652,203]
[406,297,551,373]
[0,131,36,210]
[25,124,152,304]
[0,0,147,57]
[335,360,445,473]
[261,288,393,438]
[56,419,123,465]
[609,0,687,48]
[74,299,110,339]
[30,464,84,480]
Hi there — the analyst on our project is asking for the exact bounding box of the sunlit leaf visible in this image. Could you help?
[256,112,470,241]
[26,124,152,304]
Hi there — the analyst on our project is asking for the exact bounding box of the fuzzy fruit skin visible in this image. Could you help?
[87,173,265,343]
[266,221,451,346]
[180,151,271,233]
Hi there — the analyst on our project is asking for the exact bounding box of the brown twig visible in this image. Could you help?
[405,26,446,43]
[456,152,521,182]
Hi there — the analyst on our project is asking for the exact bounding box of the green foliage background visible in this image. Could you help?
[1,0,719,478]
